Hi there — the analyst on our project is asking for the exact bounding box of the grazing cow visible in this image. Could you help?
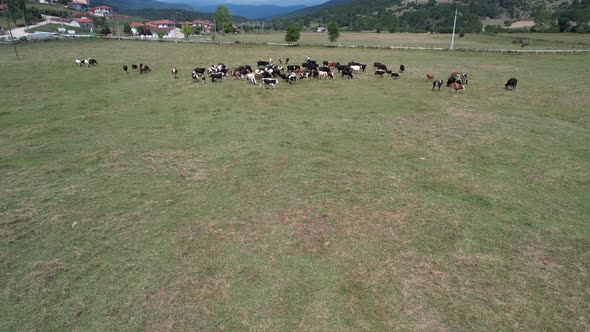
[192,71,206,83]
[171,67,178,79]
[426,73,434,80]
[87,58,98,66]
[140,64,151,74]
[260,78,278,89]
[399,64,405,73]
[318,70,330,79]
[335,63,349,72]
[451,82,465,94]
[360,64,367,72]
[193,67,206,75]
[374,69,387,77]
[350,65,362,73]
[299,71,311,80]
[279,72,297,84]
[376,63,388,71]
[210,72,223,82]
[432,80,443,91]
[446,75,457,87]
[131,64,138,71]
[123,65,128,73]
[257,60,269,67]
[461,72,469,85]
[285,57,290,64]
[75,59,84,67]
[505,78,518,90]
[341,69,354,79]
[389,72,400,79]
[246,73,257,84]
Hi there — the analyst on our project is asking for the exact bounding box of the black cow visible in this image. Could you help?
[399,64,405,73]
[257,60,269,67]
[131,64,138,71]
[210,72,223,82]
[432,80,443,91]
[505,78,518,90]
[123,65,128,73]
[318,66,331,73]
[341,69,354,79]
[87,58,98,66]
[446,75,457,87]
[287,65,301,72]
[389,72,400,79]
[193,67,206,75]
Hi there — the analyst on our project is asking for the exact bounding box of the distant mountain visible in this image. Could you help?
[92,0,193,11]
[192,4,306,19]
[279,0,352,18]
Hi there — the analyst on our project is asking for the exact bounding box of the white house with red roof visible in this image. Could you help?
[91,5,112,17]
[149,19,174,28]
[70,17,94,28]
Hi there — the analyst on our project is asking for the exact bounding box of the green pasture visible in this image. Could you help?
[197,31,590,50]
[0,39,589,330]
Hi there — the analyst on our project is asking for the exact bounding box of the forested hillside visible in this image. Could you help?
[271,0,590,33]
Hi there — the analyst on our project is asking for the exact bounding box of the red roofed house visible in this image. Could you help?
[91,6,112,17]
[149,19,174,28]
[70,17,94,29]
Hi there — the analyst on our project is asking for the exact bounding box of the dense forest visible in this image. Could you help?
[271,0,590,33]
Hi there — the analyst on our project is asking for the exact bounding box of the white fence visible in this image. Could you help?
[102,36,590,55]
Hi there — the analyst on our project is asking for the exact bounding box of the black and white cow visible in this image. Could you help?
[505,78,518,90]
[75,59,84,67]
[260,78,279,89]
[389,72,400,79]
[86,58,98,67]
[432,80,443,91]
[374,69,387,77]
[171,67,178,79]
[192,71,206,83]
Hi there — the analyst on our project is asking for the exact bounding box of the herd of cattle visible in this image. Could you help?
[75,56,518,92]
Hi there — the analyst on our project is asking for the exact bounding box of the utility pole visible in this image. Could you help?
[2,0,20,59]
[450,8,458,50]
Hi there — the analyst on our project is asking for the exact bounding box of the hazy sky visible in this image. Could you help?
[161,0,328,5]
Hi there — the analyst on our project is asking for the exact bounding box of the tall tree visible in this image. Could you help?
[328,21,339,44]
[285,25,300,43]
[214,5,232,33]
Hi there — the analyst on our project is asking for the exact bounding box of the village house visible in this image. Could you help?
[91,5,112,17]
[70,17,94,29]
[149,20,174,28]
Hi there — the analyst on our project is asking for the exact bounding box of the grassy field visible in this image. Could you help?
[1,39,589,330]
[198,31,590,50]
